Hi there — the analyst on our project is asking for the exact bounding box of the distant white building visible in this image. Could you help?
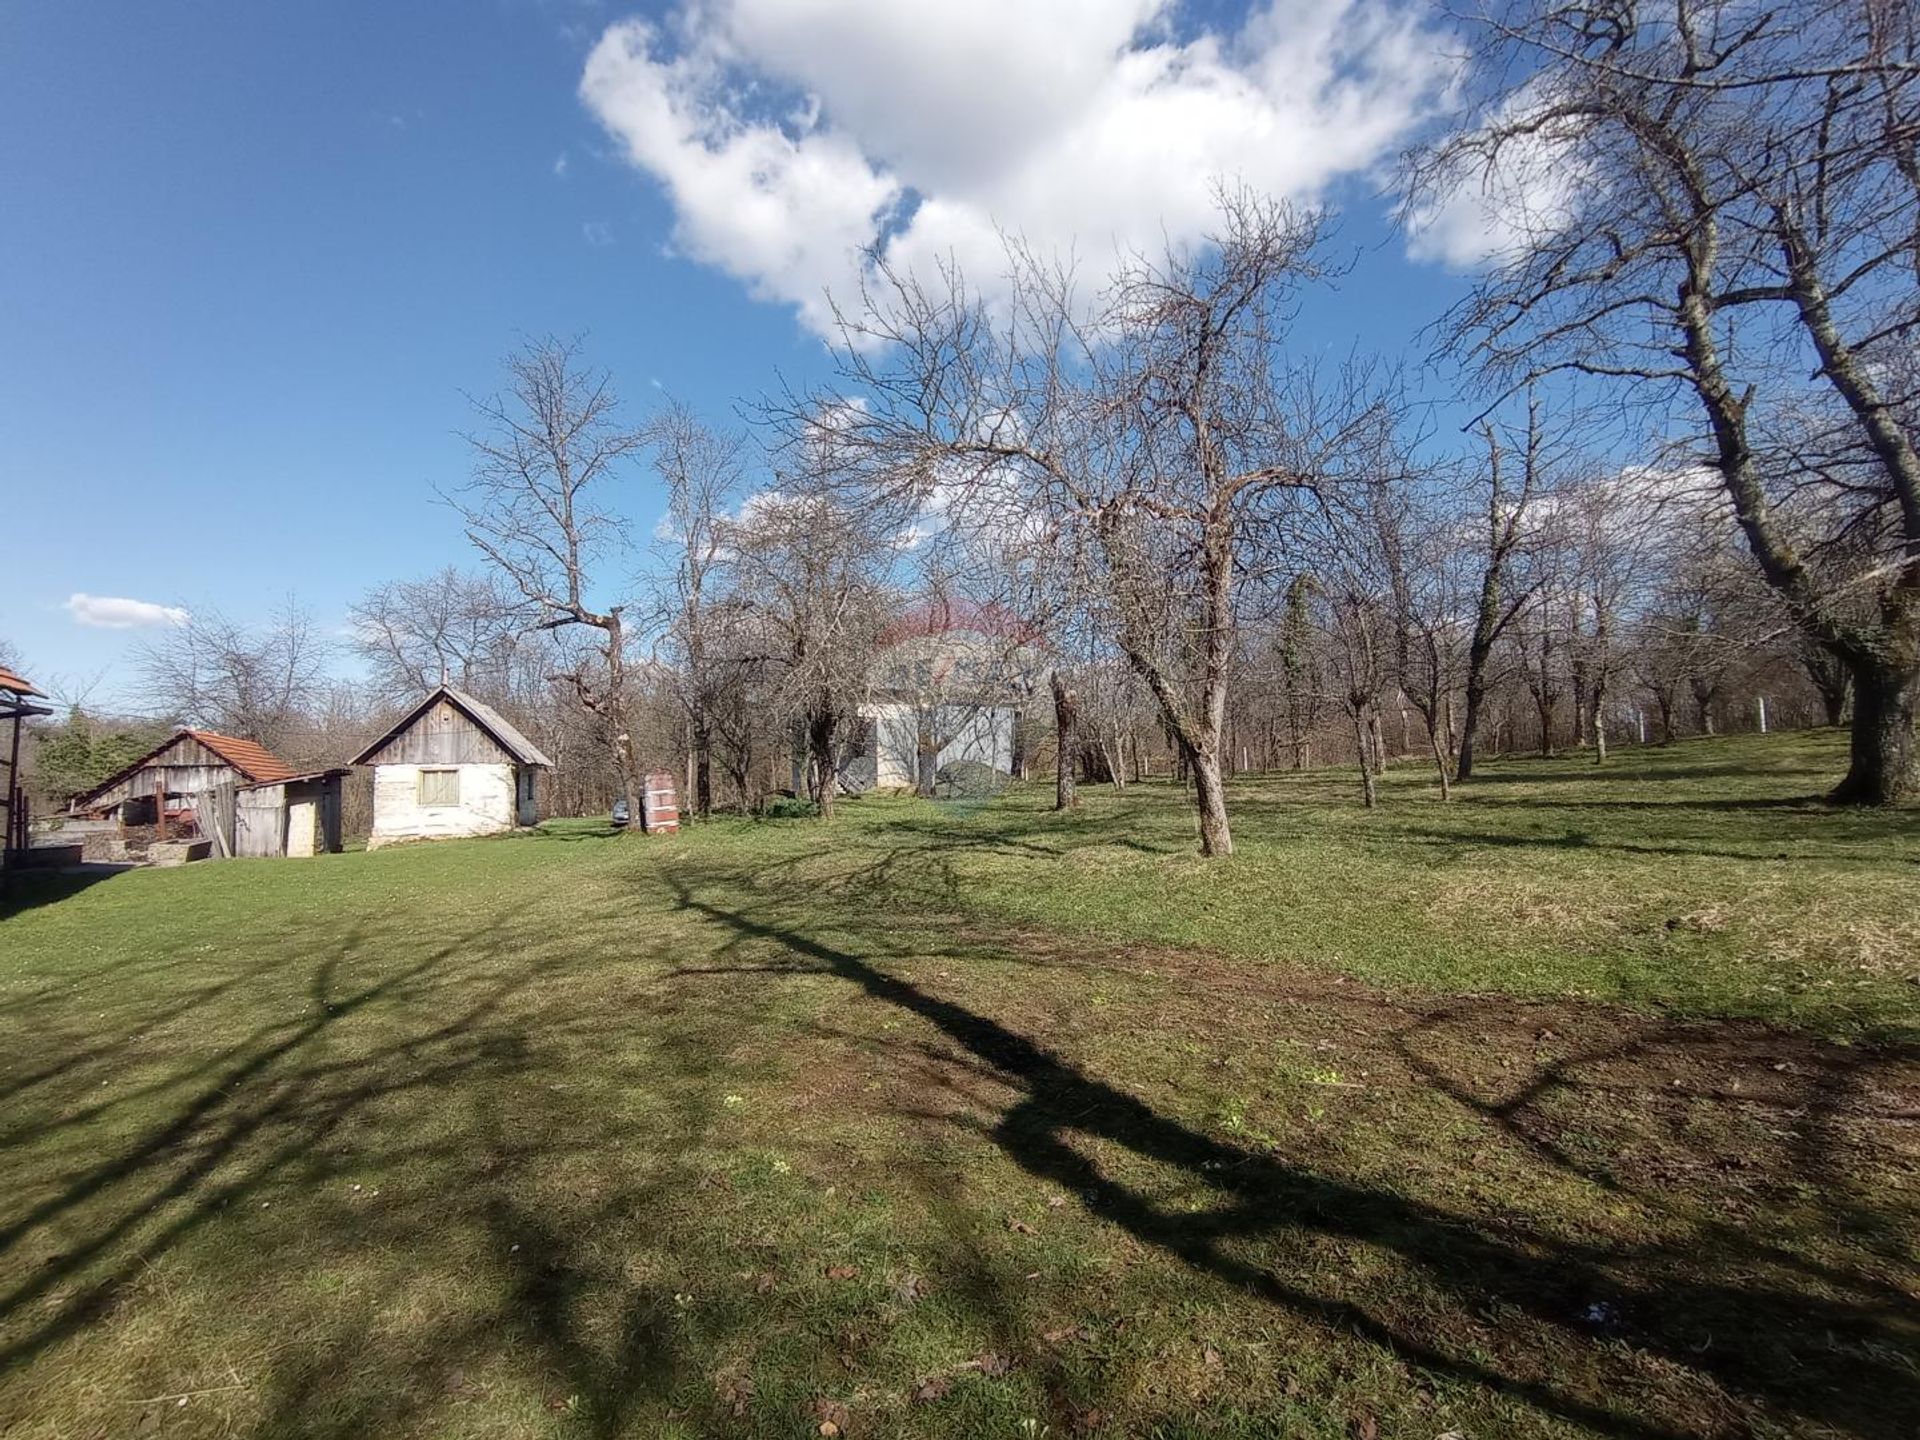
[350,686,552,849]
[836,599,1039,794]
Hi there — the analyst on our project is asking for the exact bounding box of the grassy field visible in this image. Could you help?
[1,730,1916,1439]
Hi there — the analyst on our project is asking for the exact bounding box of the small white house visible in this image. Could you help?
[350,687,552,850]
[836,598,1038,793]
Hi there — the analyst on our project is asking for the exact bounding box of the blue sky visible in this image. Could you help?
[2,0,1481,708]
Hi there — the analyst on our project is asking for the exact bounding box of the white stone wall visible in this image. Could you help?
[865,703,1015,788]
[286,799,317,858]
[367,763,516,849]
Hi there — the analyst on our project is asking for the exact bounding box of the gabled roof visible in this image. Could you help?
[70,728,301,807]
[349,686,553,768]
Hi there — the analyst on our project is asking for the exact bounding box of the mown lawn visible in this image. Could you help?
[1,731,1915,1439]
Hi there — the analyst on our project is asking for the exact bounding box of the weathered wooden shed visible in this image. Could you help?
[70,729,298,827]
[233,771,349,858]
[350,687,552,849]
[67,728,345,859]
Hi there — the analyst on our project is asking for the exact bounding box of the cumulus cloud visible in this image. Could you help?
[580,0,1454,336]
[65,593,189,630]
[1403,87,1591,269]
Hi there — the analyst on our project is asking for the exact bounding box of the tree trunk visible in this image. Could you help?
[1592,705,1608,765]
[1830,660,1918,805]
[1821,684,1849,728]
[1188,743,1233,855]
[915,711,938,799]
[1350,705,1377,809]
[692,717,713,820]
[598,614,644,836]
[1426,723,1452,801]
[616,741,642,835]
[1051,670,1079,811]
[806,708,837,819]
[1802,650,1851,727]
[1457,673,1488,780]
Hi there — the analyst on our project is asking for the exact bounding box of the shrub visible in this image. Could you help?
[934,759,1010,801]
[762,795,821,820]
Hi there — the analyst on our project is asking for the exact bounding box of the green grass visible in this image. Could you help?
[1,730,1916,1439]
[799,727,1920,1039]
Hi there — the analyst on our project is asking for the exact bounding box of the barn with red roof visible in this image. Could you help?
[67,728,347,859]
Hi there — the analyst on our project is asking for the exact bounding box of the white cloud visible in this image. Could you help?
[581,0,1454,336]
[1403,86,1590,270]
[553,150,571,177]
[66,593,188,630]
[582,220,615,247]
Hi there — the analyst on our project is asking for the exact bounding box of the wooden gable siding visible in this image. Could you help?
[361,698,513,767]
[88,734,247,810]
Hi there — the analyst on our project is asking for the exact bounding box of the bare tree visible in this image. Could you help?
[795,194,1380,855]
[1457,397,1549,778]
[137,596,329,747]
[455,336,648,829]
[1511,588,1568,755]
[647,401,750,820]
[350,567,528,698]
[1319,572,1393,808]
[1274,573,1327,769]
[1376,470,1470,798]
[1417,0,1920,801]
[729,487,886,818]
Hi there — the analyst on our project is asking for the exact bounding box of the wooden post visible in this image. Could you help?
[155,779,167,841]
[4,707,22,854]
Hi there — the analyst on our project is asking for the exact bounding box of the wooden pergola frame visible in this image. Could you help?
[1,671,53,862]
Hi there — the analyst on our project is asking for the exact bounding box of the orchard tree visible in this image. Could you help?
[797,193,1387,855]
[456,336,648,829]
[648,401,750,820]
[1417,0,1920,801]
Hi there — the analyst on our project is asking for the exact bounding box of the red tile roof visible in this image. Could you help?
[877,597,1038,648]
[0,665,44,698]
[183,731,301,783]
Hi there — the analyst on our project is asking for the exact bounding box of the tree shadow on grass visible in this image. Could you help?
[663,869,1920,1440]
[0,893,762,1439]
[0,863,140,919]
[0,924,537,1379]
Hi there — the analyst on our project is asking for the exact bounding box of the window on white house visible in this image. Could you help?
[419,768,460,807]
